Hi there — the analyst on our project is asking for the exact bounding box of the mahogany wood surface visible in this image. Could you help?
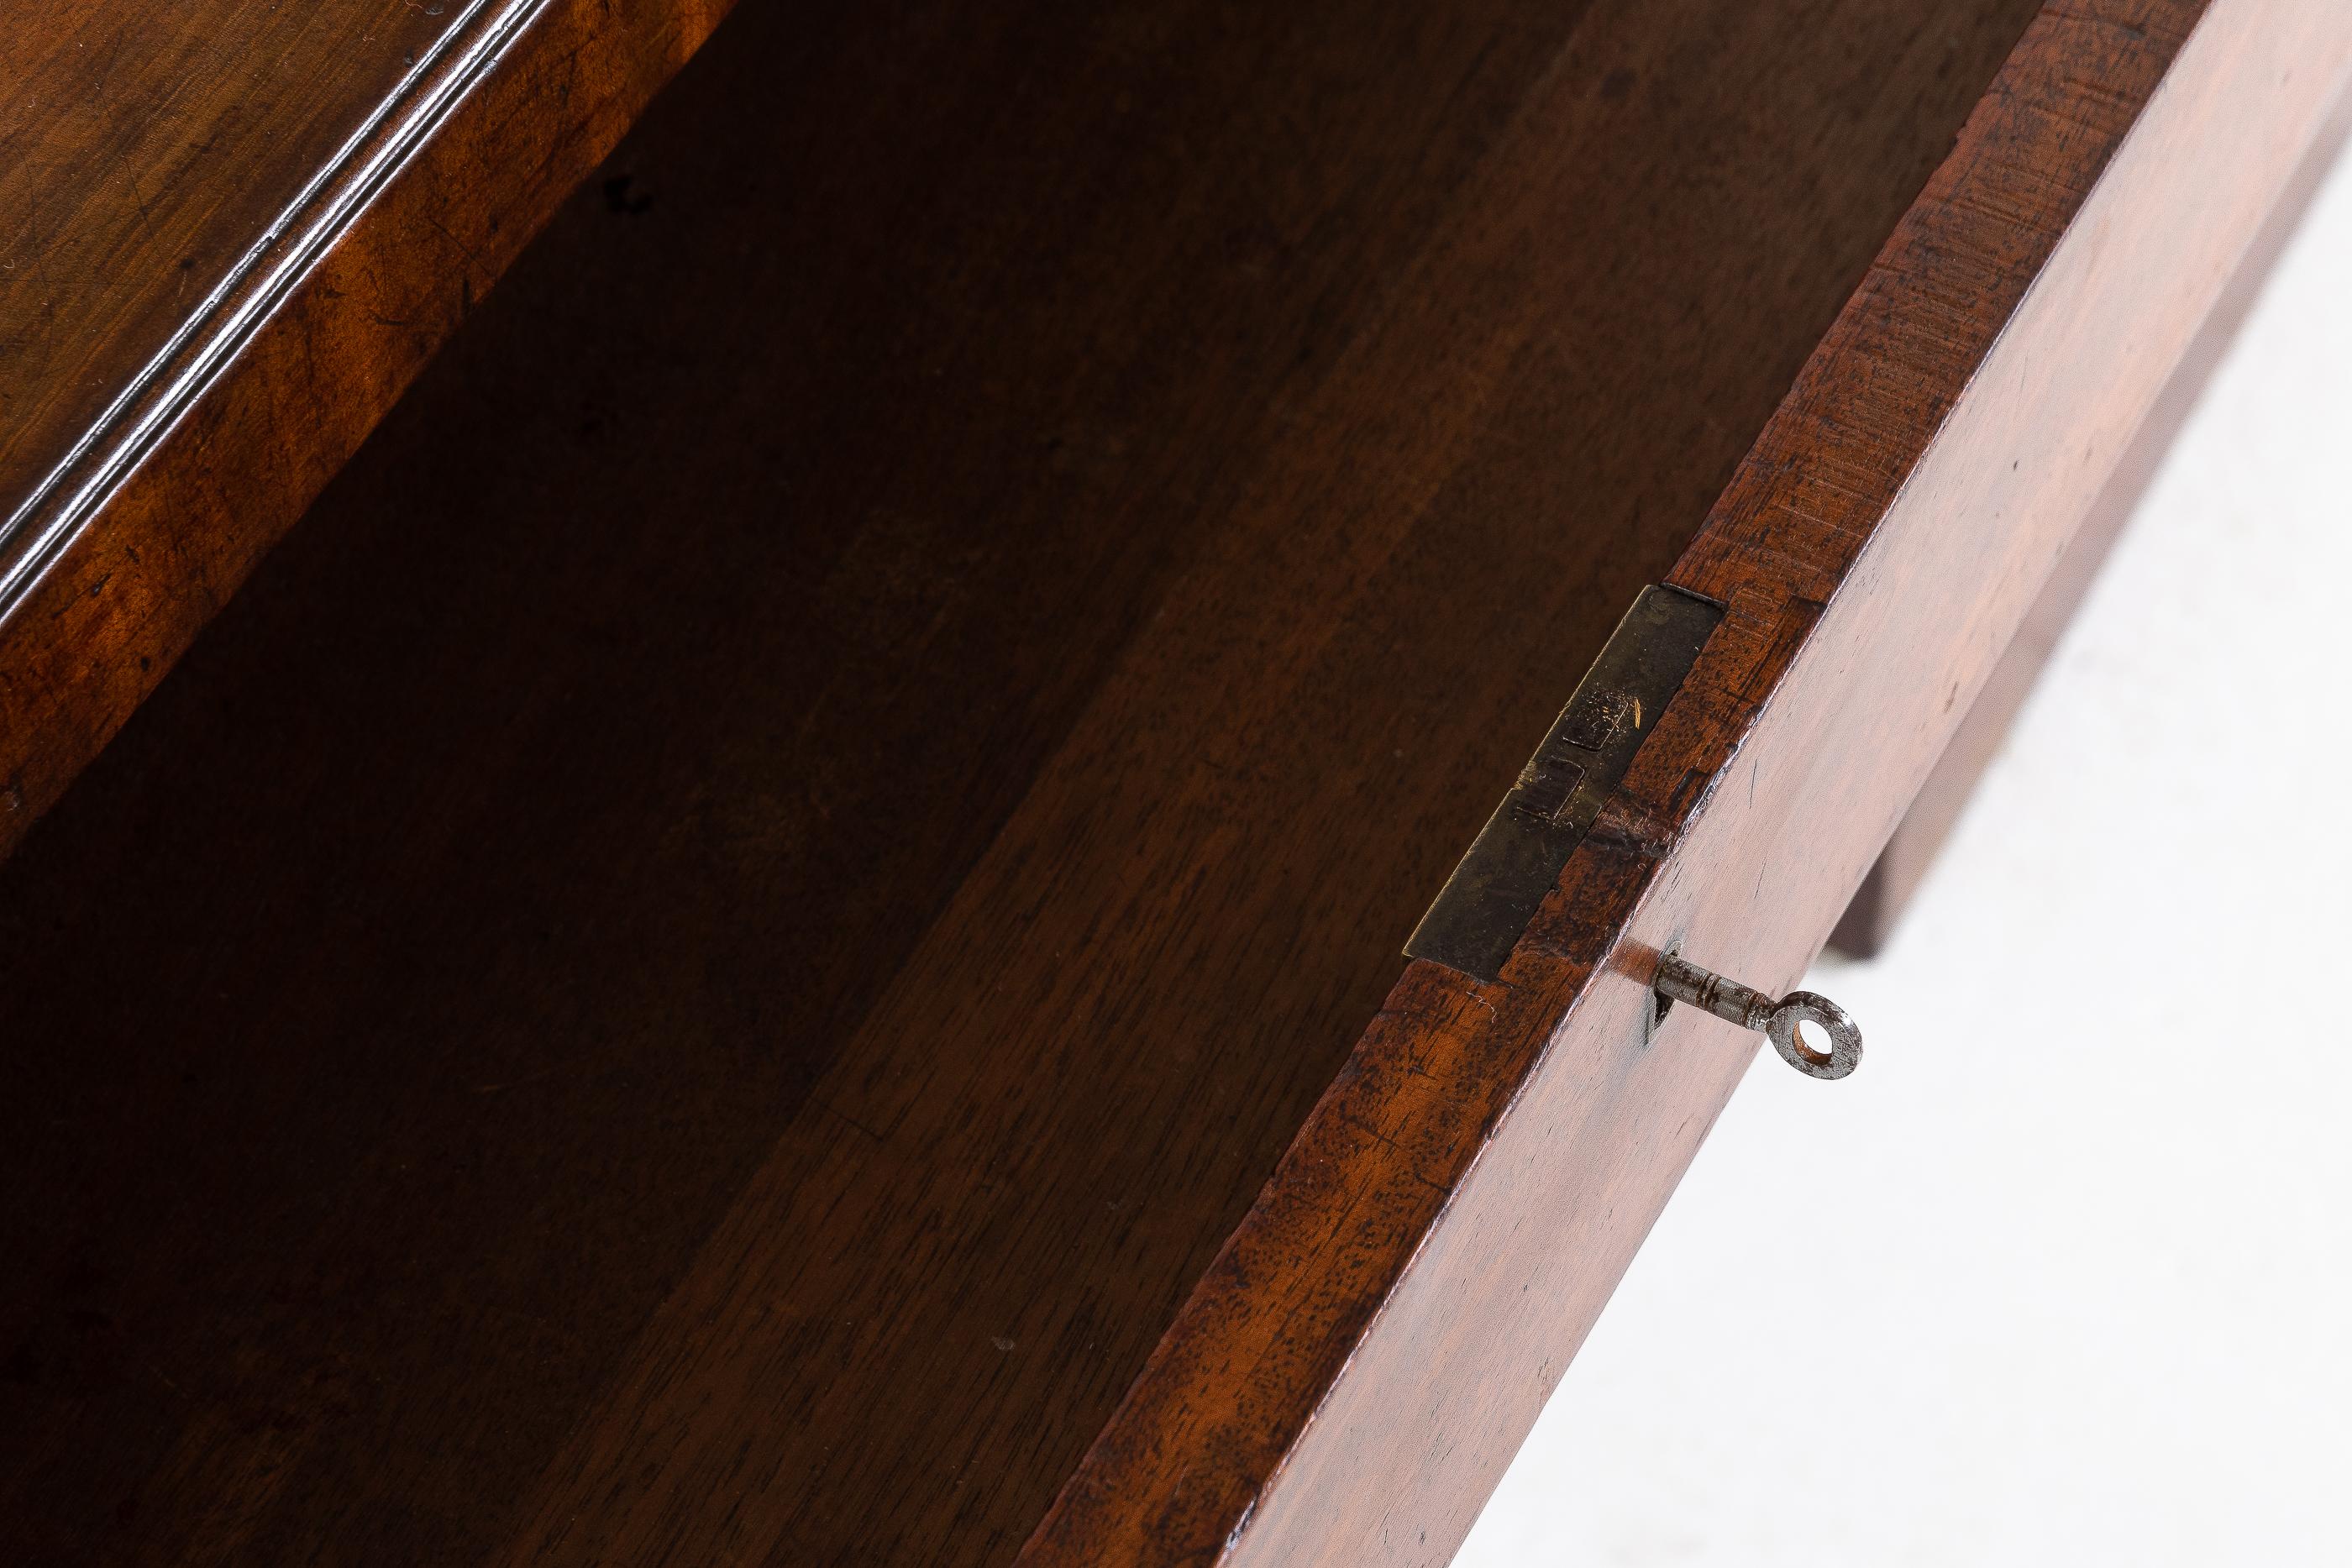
[1830,97,2352,956]
[0,0,732,860]
[2,2,2338,1565]
[1027,4,2351,1562]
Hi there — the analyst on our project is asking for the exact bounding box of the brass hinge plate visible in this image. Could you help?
[1404,584,1720,982]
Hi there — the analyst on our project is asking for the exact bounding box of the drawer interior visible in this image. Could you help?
[0,0,2042,1557]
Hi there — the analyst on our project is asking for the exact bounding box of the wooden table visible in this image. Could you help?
[2,2,2344,1562]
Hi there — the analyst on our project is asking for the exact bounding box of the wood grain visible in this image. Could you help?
[481,6,2048,1565]
[1024,3,2352,1562]
[5,2,2335,1565]
[0,0,732,861]
[1830,96,2352,955]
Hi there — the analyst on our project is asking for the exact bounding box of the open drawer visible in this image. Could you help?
[2,1,2345,1562]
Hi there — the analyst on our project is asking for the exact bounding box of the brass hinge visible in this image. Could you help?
[1404,583,1720,983]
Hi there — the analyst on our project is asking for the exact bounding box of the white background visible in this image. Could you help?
[1457,143,2352,1565]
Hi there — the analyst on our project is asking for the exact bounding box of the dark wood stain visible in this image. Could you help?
[3,1,2338,1565]
[1026,3,2351,1561]
[0,0,479,517]
[0,0,734,865]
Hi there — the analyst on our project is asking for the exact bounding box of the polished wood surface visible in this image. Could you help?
[0,0,730,860]
[1,0,485,514]
[1031,3,2351,1561]
[0,1,2042,1560]
[5,1,2339,1564]
[1830,97,2352,956]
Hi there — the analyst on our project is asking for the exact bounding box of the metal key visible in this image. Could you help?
[1652,952,1861,1080]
